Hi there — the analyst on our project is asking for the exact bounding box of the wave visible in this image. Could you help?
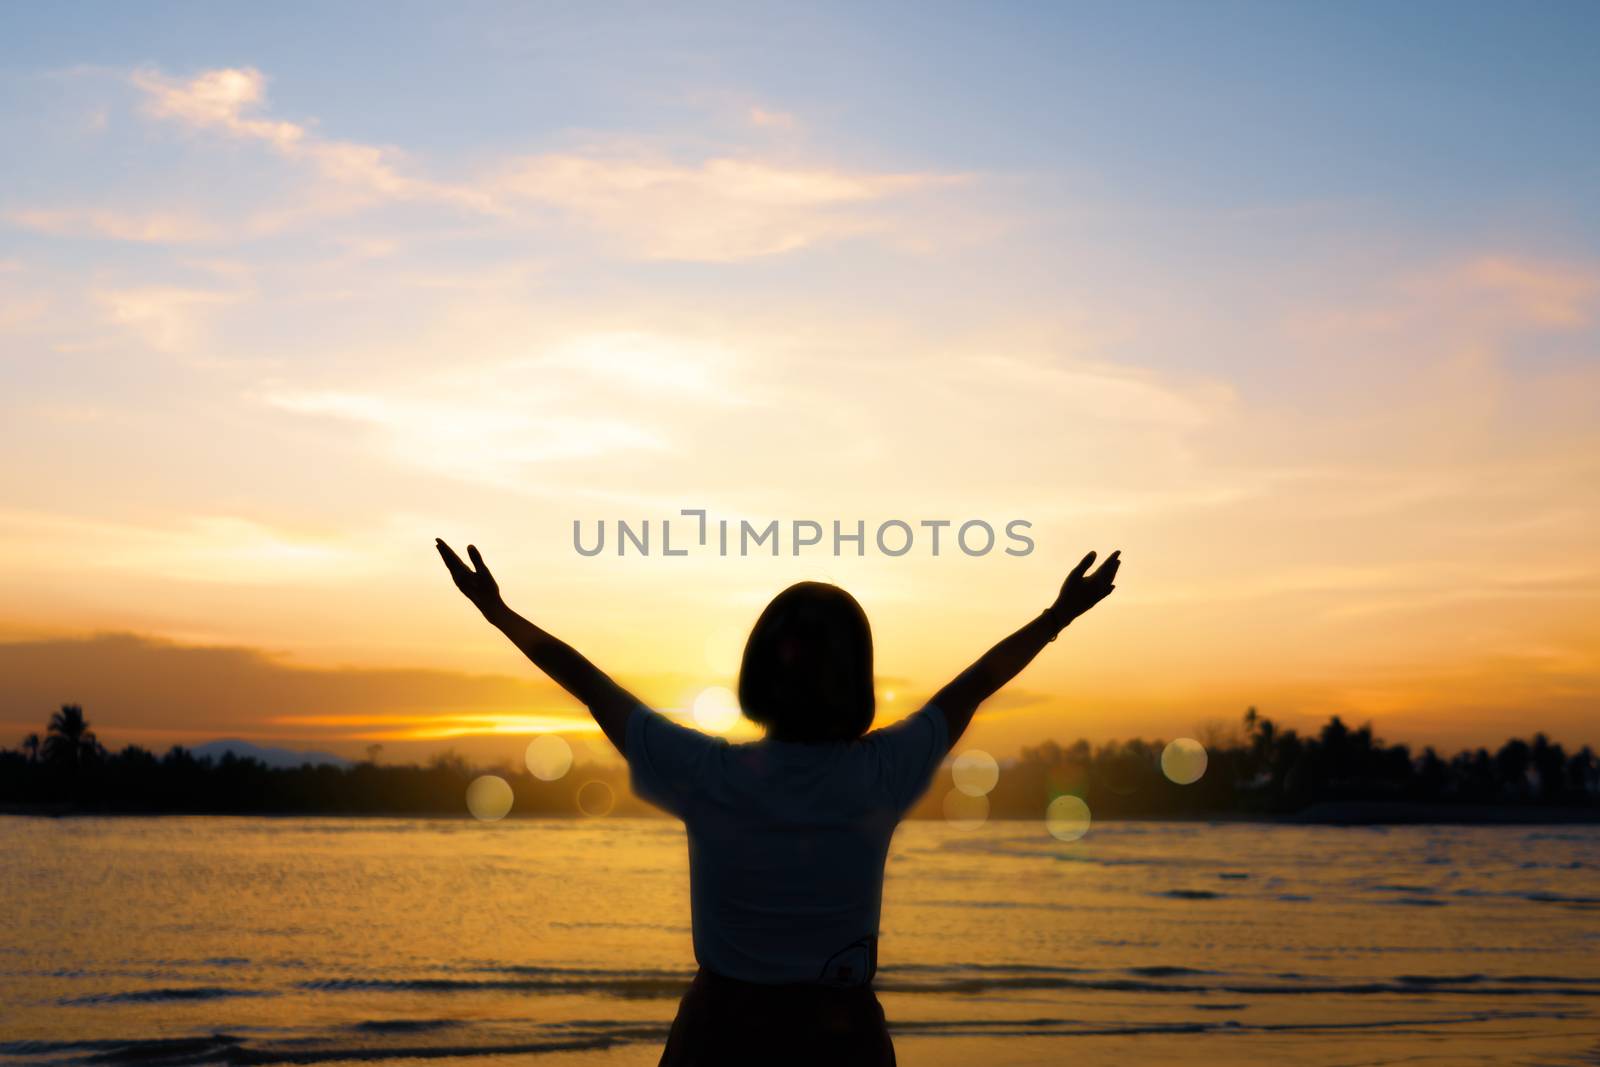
[1380,896,1448,907]
[287,964,1600,1002]
[301,974,693,999]
[36,959,1600,1010]
[907,883,1598,912]
[1525,892,1600,906]
[5,1006,1589,1066]
[1368,883,1437,893]
[41,957,1600,1013]
[349,1020,461,1034]
[0,1033,627,1066]
[59,986,270,1006]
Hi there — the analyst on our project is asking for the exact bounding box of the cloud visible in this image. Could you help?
[7,208,222,243]
[8,66,968,261]
[0,510,374,586]
[489,152,966,260]
[266,386,667,486]
[960,354,1232,428]
[95,284,240,351]
[0,632,588,750]
[130,67,482,211]
[0,288,48,334]
[1441,256,1600,329]
[267,711,602,741]
[1292,253,1600,342]
[747,105,798,129]
[256,329,761,486]
[537,331,752,404]
[134,67,301,145]
[0,632,976,760]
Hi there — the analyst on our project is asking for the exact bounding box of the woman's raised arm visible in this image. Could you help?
[929,550,1120,746]
[435,539,638,752]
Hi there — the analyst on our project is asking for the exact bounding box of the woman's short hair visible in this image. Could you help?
[738,582,875,742]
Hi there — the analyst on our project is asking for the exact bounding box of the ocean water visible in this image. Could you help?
[2,816,1598,1066]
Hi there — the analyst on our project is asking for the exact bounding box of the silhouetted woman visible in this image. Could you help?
[437,539,1120,1066]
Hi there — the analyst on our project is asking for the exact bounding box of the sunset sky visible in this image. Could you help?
[2,3,1597,765]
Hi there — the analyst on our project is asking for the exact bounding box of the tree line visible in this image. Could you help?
[0,705,652,817]
[3,704,1597,819]
[909,707,1599,820]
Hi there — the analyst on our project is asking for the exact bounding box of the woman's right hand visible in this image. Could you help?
[1053,549,1120,623]
[436,538,507,620]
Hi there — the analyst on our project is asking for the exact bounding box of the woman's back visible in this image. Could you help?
[627,701,948,986]
[436,537,1120,1064]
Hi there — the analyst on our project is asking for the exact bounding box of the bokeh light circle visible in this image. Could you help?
[942,787,988,830]
[576,779,615,817]
[466,775,513,822]
[1161,738,1209,785]
[524,735,573,781]
[1045,794,1091,842]
[951,749,1000,797]
[692,686,741,733]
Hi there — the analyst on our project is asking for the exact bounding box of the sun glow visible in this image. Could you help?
[271,712,604,741]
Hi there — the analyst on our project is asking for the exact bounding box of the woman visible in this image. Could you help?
[436,539,1120,1066]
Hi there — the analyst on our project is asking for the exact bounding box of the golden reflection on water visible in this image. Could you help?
[2,818,1598,1066]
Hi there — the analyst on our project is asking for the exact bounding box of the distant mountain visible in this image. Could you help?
[191,739,353,769]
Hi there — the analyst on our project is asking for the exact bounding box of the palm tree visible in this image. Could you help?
[22,733,41,764]
[42,704,101,770]
[1568,746,1597,797]
[1531,733,1568,802]
[1494,738,1532,799]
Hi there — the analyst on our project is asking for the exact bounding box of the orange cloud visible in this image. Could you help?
[7,208,222,243]
[0,632,593,749]
[1447,255,1600,329]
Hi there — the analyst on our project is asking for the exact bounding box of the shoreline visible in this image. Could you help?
[4,801,1598,826]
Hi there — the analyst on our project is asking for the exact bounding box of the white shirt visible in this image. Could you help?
[625,702,949,987]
